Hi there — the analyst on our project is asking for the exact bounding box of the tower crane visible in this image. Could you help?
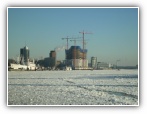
[62,36,81,50]
[70,39,88,69]
[62,36,81,66]
[79,30,92,69]
[62,36,70,50]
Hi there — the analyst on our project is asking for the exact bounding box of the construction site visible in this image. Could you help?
[9,30,115,71]
[37,30,92,70]
[58,31,92,70]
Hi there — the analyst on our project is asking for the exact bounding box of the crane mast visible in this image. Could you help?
[62,36,70,50]
[79,30,92,69]
[62,36,81,50]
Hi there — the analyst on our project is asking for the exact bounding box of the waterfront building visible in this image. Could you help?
[97,62,110,69]
[50,50,56,58]
[9,45,36,71]
[65,46,87,60]
[20,46,30,64]
[49,50,56,67]
[91,57,97,69]
[65,46,88,69]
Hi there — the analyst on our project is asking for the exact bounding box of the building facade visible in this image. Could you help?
[49,50,56,68]
[65,46,87,60]
[65,46,88,69]
[97,62,110,69]
[20,46,30,64]
[50,51,56,58]
[65,59,88,69]
[91,57,97,69]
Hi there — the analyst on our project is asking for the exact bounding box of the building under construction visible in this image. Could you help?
[62,31,92,70]
[65,46,88,69]
[66,46,87,59]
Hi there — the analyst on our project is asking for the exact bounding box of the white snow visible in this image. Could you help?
[8,69,138,106]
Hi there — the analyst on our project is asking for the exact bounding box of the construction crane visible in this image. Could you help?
[62,36,70,50]
[79,30,92,69]
[70,39,88,69]
[62,36,81,50]
[77,39,89,48]
[62,36,81,66]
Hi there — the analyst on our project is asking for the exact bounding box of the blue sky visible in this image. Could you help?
[8,7,138,66]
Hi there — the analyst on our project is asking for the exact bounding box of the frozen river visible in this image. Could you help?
[8,69,138,106]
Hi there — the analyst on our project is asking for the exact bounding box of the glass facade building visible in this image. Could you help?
[20,46,30,63]
[65,46,87,60]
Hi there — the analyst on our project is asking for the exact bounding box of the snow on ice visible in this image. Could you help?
[8,69,138,106]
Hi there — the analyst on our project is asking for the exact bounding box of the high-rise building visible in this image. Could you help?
[20,48,23,57]
[20,46,30,64]
[65,46,88,69]
[65,46,87,60]
[50,51,56,58]
[49,50,56,67]
[91,57,97,69]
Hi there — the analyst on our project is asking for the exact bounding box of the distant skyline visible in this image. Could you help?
[8,7,138,66]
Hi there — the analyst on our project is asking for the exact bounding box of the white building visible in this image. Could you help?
[9,46,36,71]
[65,59,88,70]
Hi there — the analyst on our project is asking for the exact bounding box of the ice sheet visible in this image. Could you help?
[8,69,138,105]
